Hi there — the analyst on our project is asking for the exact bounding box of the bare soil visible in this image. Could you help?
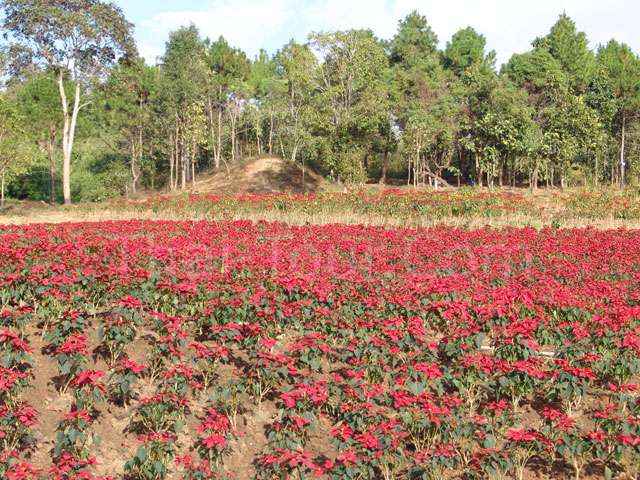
[191,156,336,195]
[20,312,290,480]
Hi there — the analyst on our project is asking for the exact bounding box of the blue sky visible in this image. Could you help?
[113,0,640,68]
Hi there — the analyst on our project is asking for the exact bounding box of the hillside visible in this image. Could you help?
[190,156,337,195]
[0,157,339,224]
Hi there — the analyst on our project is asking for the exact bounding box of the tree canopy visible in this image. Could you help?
[0,8,639,202]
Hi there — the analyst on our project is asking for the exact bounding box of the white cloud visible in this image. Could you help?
[301,0,397,39]
[142,0,297,58]
[137,43,162,65]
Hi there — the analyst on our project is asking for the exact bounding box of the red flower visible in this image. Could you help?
[507,429,537,442]
[618,434,640,446]
[202,433,226,449]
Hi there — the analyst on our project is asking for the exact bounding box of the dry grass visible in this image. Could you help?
[2,204,640,230]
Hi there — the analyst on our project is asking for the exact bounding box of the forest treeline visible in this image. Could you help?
[0,0,639,204]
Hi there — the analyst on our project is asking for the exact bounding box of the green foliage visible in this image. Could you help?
[533,13,595,91]
[0,7,639,198]
[308,29,389,183]
[444,27,496,76]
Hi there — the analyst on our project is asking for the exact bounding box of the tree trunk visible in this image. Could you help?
[620,112,626,189]
[530,160,539,193]
[59,73,71,205]
[175,123,180,190]
[191,143,196,191]
[489,160,494,188]
[546,164,549,189]
[181,137,187,190]
[269,106,274,156]
[380,128,390,185]
[58,72,72,205]
[595,153,599,188]
[48,123,56,204]
[207,98,220,169]
[130,131,141,194]
[256,114,262,155]
[217,89,223,167]
[169,132,174,191]
[414,142,422,188]
[301,150,306,190]
[229,101,237,163]
[130,132,136,194]
[475,153,482,188]
[1,167,4,209]
[137,117,143,190]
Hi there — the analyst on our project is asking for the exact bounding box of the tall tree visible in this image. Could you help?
[444,27,496,77]
[204,36,250,167]
[387,10,439,67]
[309,29,388,183]
[533,13,594,92]
[585,66,619,186]
[504,44,567,187]
[101,57,159,194]
[597,40,640,188]
[386,12,447,186]
[445,27,498,187]
[161,24,207,190]
[15,72,63,203]
[1,0,135,204]
[274,40,317,164]
[0,93,36,207]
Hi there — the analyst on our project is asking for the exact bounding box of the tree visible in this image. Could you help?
[15,72,63,203]
[161,24,207,190]
[445,28,498,187]
[475,80,533,188]
[444,27,496,77]
[585,66,619,186]
[502,48,565,92]
[274,40,317,164]
[204,36,250,168]
[597,40,640,188]
[0,93,36,207]
[309,29,388,183]
[101,57,159,194]
[386,12,447,186]
[1,0,135,204]
[387,10,439,67]
[533,13,594,92]
[503,42,568,188]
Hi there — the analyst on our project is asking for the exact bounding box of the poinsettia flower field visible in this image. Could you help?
[1,219,639,479]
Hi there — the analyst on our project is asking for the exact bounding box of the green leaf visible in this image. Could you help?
[153,460,164,474]
[136,445,148,462]
[174,419,184,433]
[409,381,424,395]
[484,433,496,449]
